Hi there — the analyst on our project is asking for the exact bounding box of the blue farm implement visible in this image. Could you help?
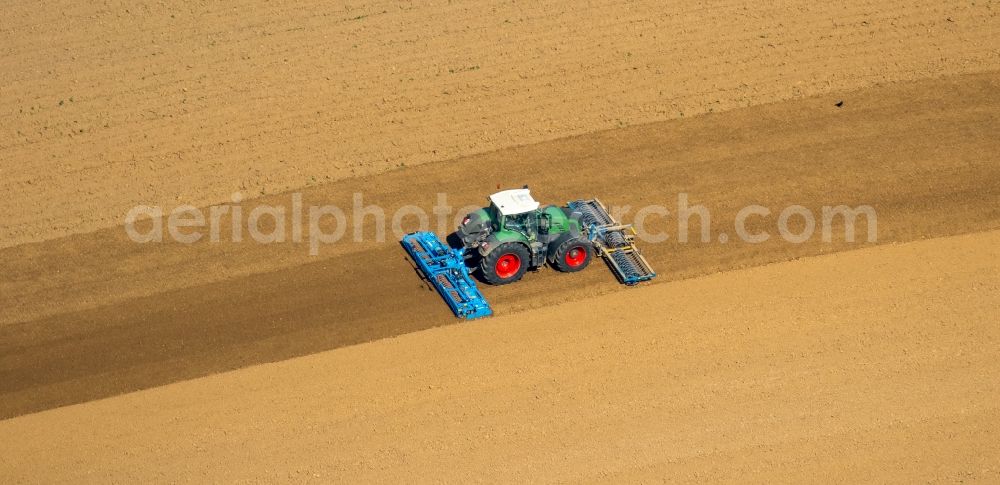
[401,232,493,320]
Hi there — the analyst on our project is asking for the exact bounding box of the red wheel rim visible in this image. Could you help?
[495,253,521,279]
[565,246,587,267]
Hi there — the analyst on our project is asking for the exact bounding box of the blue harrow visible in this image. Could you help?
[401,232,493,320]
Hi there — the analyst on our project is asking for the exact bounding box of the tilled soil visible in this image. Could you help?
[2,72,998,419]
[2,0,998,246]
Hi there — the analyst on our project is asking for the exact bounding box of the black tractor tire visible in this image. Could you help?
[551,237,593,273]
[480,242,530,285]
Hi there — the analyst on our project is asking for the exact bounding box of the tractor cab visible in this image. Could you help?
[488,189,544,240]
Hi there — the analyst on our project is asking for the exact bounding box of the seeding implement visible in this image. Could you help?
[402,188,655,319]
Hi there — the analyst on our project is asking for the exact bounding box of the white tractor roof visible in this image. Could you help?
[489,188,540,216]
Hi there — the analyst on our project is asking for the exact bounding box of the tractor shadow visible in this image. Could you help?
[446,231,490,284]
[445,231,465,250]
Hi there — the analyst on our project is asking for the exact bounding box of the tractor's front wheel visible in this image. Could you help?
[480,243,530,285]
[551,238,593,273]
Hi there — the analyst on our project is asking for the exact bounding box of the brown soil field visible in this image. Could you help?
[1,231,998,482]
[2,71,999,420]
[2,0,999,246]
[2,0,1000,481]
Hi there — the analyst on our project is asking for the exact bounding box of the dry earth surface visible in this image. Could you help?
[2,0,1000,482]
[1,231,998,483]
[2,0,999,246]
[2,71,999,420]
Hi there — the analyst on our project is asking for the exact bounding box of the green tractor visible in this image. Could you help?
[456,188,595,284]
[402,188,656,319]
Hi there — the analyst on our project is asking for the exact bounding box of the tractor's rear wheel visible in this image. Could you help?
[552,238,593,273]
[480,243,530,285]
